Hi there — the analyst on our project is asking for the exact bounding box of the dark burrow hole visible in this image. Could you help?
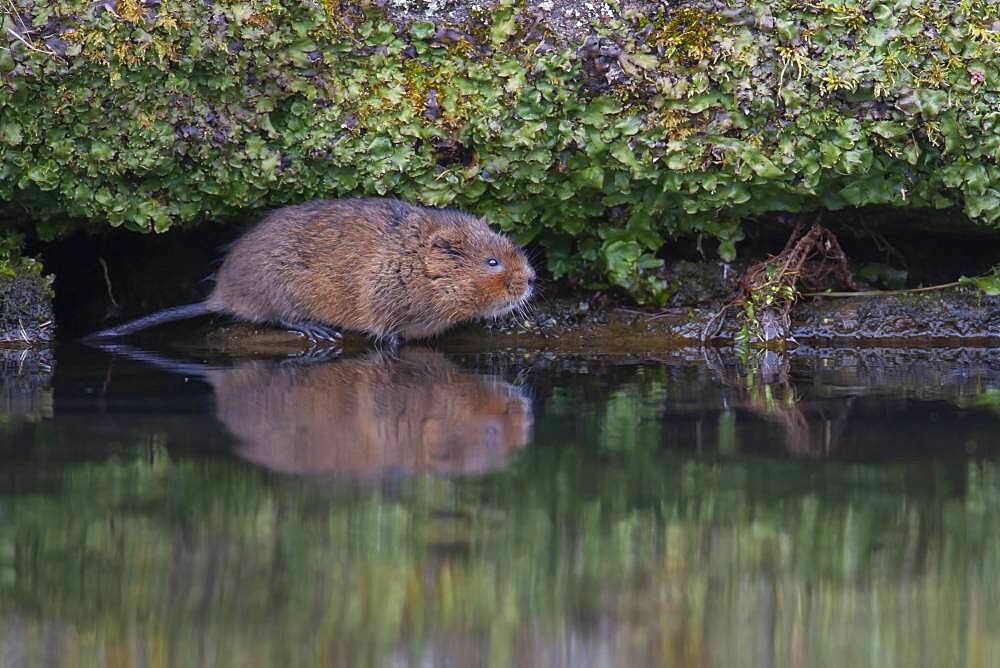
[41,224,235,338]
[663,206,1000,291]
[33,206,1000,337]
[769,209,998,285]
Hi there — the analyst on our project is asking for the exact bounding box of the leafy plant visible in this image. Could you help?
[960,265,1000,296]
[2,0,1000,301]
[0,231,46,284]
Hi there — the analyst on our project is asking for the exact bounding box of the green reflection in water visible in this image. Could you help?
[2,348,1000,667]
[3,450,1000,665]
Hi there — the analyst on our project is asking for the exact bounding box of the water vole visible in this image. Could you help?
[87,198,536,346]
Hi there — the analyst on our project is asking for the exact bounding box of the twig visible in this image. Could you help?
[4,26,56,57]
[701,302,737,342]
[619,307,686,321]
[802,281,962,298]
[98,257,121,311]
[3,0,63,60]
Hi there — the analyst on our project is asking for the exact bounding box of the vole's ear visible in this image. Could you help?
[428,227,464,257]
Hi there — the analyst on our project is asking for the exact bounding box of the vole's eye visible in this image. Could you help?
[486,257,500,268]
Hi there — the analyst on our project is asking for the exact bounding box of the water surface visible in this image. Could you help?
[2,343,1000,667]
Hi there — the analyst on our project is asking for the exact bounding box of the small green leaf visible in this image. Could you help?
[579,97,623,126]
[574,165,604,190]
[368,137,393,159]
[490,10,517,44]
[687,94,724,114]
[410,21,435,40]
[960,273,1000,296]
[1,123,22,146]
[603,239,641,276]
[614,115,642,136]
[666,152,689,170]
[610,142,639,170]
[870,121,907,139]
[744,152,783,179]
[871,3,893,21]
[914,88,949,117]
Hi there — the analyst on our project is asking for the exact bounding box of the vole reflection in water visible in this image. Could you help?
[105,347,534,478]
[220,350,533,477]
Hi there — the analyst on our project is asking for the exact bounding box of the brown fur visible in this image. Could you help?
[206,198,535,341]
[211,349,533,477]
[87,198,535,343]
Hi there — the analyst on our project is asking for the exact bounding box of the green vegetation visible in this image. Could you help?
[0,231,45,281]
[961,264,1000,295]
[3,0,1000,301]
[3,367,1000,666]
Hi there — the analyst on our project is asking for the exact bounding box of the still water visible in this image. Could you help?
[2,341,1000,667]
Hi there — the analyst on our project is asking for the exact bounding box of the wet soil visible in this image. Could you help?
[476,279,1000,351]
[0,272,54,346]
[8,280,997,358]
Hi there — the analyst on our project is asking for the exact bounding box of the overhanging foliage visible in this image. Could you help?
[2,0,999,301]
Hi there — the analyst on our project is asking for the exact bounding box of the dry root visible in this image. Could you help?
[703,218,857,344]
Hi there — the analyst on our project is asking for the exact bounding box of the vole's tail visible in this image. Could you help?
[83,302,213,340]
[86,341,215,380]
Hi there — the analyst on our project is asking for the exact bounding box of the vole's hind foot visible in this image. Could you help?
[283,344,342,365]
[282,320,343,344]
[375,333,401,358]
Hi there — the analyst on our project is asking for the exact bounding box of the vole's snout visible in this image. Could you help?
[519,267,536,302]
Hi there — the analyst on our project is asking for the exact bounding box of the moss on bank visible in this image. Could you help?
[2,0,1000,302]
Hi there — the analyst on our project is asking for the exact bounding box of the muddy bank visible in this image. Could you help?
[0,270,54,346]
[142,283,999,359]
[474,286,1000,351]
[782,289,1000,342]
[15,282,998,357]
